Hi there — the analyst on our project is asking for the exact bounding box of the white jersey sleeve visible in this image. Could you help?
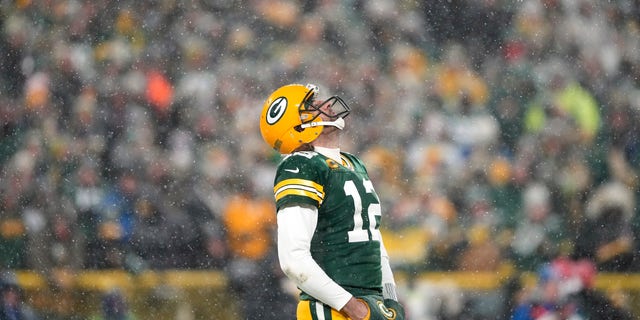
[277,205,353,310]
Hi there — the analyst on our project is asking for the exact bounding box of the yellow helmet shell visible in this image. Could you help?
[260,84,323,154]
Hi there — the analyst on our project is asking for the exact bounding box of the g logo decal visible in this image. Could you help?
[266,97,288,125]
[377,301,396,319]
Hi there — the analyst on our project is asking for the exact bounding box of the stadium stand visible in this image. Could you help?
[1,0,639,318]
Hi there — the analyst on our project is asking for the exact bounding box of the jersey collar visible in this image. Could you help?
[315,146,355,170]
[314,146,341,164]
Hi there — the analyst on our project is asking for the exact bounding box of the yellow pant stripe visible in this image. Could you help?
[297,300,349,320]
[296,300,374,320]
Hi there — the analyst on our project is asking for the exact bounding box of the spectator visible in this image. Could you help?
[510,182,566,271]
[0,209,26,269]
[71,163,106,269]
[0,272,40,320]
[222,183,295,320]
[89,289,137,320]
[128,196,198,269]
[511,257,634,320]
[84,170,140,269]
[574,181,637,272]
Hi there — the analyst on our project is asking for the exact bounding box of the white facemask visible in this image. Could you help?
[299,117,345,130]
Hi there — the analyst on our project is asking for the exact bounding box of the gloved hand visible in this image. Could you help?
[383,298,405,320]
[358,295,405,320]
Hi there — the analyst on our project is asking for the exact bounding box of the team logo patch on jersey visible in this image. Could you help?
[266,97,287,125]
[377,301,396,319]
[325,159,340,169]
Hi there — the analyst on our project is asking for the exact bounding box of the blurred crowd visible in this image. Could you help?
[0,0,639,318]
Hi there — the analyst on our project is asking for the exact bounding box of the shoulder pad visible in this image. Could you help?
[287,150,319,159]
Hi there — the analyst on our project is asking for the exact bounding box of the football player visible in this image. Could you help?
[260,84,405,320]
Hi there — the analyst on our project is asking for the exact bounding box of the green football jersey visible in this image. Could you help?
[274,150,383,299]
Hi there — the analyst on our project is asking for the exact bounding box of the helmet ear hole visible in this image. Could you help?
[300,111,314,122]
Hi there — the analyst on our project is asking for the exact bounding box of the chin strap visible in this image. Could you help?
[299,117,345,130]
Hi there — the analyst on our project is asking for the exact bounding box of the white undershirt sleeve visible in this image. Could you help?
[277,205,353,310]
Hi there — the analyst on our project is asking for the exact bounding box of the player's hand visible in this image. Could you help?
[340,297,369,320]
[358,296,405,320]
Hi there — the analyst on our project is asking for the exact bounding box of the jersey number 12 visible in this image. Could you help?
[344,179,382,243]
